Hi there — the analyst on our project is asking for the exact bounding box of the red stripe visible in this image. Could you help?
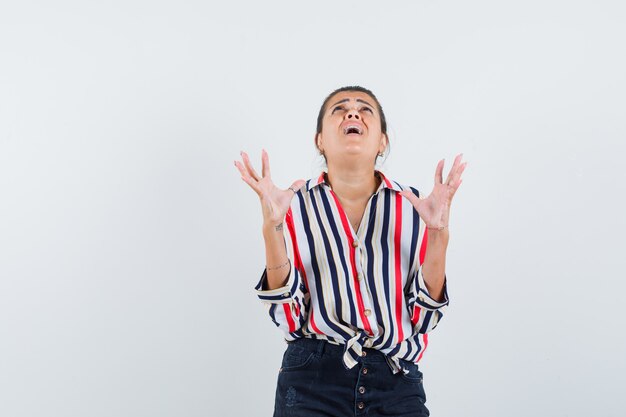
[286,207,319,333]
[309,308,322,334]
[411,306,421,327]
[377,170,393,189]
[416,333,428,362]
[283,303,296,333]
[329,190,373,335]
[285,208,308,292]
[419,228,428,265]
[415,227,428,331]
[394,193,404,343]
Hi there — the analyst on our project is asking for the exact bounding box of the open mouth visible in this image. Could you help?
[343,124,363,135]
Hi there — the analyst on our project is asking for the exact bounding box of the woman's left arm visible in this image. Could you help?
[420,229,448,301]
[400,154,467,302]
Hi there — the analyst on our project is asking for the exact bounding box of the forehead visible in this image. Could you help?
[326,91,376,109]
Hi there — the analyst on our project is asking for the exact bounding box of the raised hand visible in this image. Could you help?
[400,154,467,229]
[234,149,305,229]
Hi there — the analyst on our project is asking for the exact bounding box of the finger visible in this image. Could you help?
[449,161,467,190]
[286,180,306,198]
[435,159,445,184]
[233,160,248,178]
[261,149,271,179]
[451,178,463,194]
[241,151,261,180]
[234,159,255,183]
[237,151,254,179]
[400,190,423,210]
[240,174,263,196]
[444,153,463,185]
[288,180,306,193]
[234,160,262,196]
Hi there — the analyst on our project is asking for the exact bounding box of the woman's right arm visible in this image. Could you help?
[235,150,309,334]
[262,222,290,290]
[234,149,305,289]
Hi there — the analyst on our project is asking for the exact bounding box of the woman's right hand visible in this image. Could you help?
[234,149,305,229]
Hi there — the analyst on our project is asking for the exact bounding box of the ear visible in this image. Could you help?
[316,133,323,152]
[378,133,388,153]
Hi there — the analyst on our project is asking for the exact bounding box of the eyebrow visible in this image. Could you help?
[330,98,375,109]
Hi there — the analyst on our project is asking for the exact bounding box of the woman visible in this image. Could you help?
[234,86,466,416]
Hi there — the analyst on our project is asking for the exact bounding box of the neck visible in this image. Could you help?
[325,162,380,201]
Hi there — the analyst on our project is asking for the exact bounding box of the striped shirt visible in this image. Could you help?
[254,170,449,374]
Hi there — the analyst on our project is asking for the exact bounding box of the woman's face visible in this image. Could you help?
[316,91,387,167]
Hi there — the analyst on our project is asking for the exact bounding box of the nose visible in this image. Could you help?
[346,108,361,120]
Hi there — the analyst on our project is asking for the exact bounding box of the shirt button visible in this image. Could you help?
[283,292,290,297]
[357,273,364,281]
[364,309,371,317]
[357,402,365,410]
[362,367,368,375]
[358,386,366,394]
[361,350,367,357]
[352,241,359,248]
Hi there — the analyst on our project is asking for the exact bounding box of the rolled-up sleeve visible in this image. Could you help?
[254,260,302,304]
[253,214,308,334]
[406,267,449,334]
[254,261,308,334]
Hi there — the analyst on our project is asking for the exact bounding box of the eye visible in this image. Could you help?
[331,105,345,114]
[361,107,373,113]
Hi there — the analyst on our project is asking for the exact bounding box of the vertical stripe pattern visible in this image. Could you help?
[254,171,449,373]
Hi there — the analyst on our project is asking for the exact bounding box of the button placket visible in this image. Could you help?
[353,244,374,336]
[354,248,374,324]
[356,363,369,414]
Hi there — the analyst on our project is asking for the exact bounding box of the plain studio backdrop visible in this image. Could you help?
[1,1,625,416]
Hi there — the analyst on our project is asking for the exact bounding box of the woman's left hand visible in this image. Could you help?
[400,154,467,229]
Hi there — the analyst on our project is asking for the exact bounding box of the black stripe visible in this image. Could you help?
[405,187,421,298]
[365,194,387,347]
[379,189,396,350]
[269,304,279,327]
[418,310,433,334]
[304,190,352,340]
[318,189,357,326]
[408,333,423,362]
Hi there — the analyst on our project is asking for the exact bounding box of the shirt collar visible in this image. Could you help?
[305,170,403,193]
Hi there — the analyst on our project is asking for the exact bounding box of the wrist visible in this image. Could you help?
[427,225,448,231]
[426,226,449,242]
[263,221,284,236]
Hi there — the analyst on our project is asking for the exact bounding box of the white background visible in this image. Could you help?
[1,1,625,416]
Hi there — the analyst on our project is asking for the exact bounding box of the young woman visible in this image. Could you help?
[234,86,466,416]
